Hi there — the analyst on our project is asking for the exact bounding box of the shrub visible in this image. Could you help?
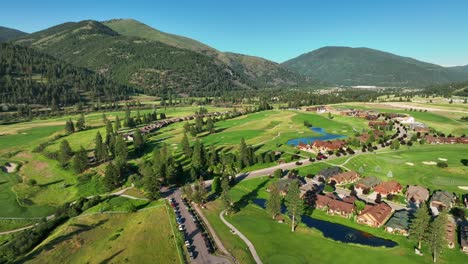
[436,161,448,168]
[324,184,334,192]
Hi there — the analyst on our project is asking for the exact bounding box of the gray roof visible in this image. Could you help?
[317,167,342,179]
[385,210,411,230]
[430,191,454,207]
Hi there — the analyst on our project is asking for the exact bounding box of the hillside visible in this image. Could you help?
[0,26,28,42]
[282,46,468,87]
[104,18,313,88]
[15,20,252,96]
[0,42,132,107]
[449,64,468,74]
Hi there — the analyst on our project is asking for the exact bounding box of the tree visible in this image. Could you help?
[72,146,88,173]
[103,162,120,190]
[391,140,400,150]
[425,211,448,263]
[220,177,232,212]
[285,180,304,232]
[142,163,160,200]
[211,176,221,194]
[206,117,215,134]
[105,120,114,144]
[94,131,107,162]
[114,135,128,166]
[133,129,145,153]
[115,115,122,131]
[58,140,73,167]
[409,203,431,250]
[76,114,86,131]
[181,184,193,201]
[181,133,191,157]
[266,182,281,219]
[65,119,75,134]
[238,137,249,168]
[191,140,205,173]
[273,169,283,178]
[354,200,366,212]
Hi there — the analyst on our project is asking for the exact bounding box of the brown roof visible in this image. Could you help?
[329,171,360,184]
[316,194,333,208]
[359,202,393,226]
[312,140,346,150]
[374,181,402,195]
[405,185,429,203]
[342,196,357,204]
[328,199,354,213]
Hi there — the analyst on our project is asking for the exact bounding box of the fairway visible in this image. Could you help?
[0,125,63,151]
[23,206,181,264]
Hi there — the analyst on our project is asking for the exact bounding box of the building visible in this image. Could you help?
[268,178,302,196]
[405,185,429,206]
[374,181,402,196]
[368,121,388,128]
[329,171,360,185]
[446,218,456,249]
[315,194,333,209]
[356,202,393,228]
[430,191,455,211]
[327,199,355,218]
[355,176,382,194]
[312,140,346,152]
[316,167,342,182]
[395,116,415,124]
[461,222,468,254]
[385,210,411,236]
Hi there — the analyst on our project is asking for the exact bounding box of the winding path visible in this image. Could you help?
[219,210,263,264]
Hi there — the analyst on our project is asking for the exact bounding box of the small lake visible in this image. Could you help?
[287,127,346,146]
[252,198,397,248]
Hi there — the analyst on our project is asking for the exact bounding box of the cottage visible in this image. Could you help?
[355,176,382,194]
[327,199,355,218]
[430,191,455,212]
[312,140,346,152]
[405,185,429,206]
[316,167,342,182]
[356,202,393,228]
[446,218,456,249]
[329,171,360,185]
[315,194,333,209]
[385,210,411,236]
[368,121,388,128]
[374,180,402,196]
[461,222,468,254]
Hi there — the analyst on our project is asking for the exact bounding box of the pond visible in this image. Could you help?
[287,127,346,146]
[252,198,397,248]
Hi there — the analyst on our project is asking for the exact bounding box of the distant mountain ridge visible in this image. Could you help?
[282,46,468,87]
[0,26,28,42]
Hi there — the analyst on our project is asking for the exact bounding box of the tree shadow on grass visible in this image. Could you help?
[232,178,269,212]
[22,219,109,262]
[39,179,64,187]
[99,248,126,264]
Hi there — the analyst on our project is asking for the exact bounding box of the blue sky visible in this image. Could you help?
[1,0,467,66]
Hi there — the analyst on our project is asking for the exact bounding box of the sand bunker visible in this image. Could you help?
[405,162,414,166]
[422,161,437,165]
[458,186,468,190]
[438,158,448,161]
[2,162,18,173]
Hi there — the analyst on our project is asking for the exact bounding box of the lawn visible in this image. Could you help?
[0,125,63,152]
[23,206,182,264]
[0,219,37,232]
[325,144,468,194]
[205,177,468,264]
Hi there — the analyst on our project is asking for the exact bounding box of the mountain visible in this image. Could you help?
[0,42,132,107]
[282,46,468,87]
[14,20,252,96]
[104,19,313,88]
[449,65,468,74]
[0,26,28,42]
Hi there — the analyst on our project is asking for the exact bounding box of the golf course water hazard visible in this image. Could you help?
[287,127,346,146]
[252,199,397,248]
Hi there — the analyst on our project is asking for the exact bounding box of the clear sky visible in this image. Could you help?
[1,0,467,66]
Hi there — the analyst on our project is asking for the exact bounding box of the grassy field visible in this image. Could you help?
[205,177,468,264]
[0,219,36,232]
[23,206,182,264]
[325,144,468,194]
[0,125,63,151]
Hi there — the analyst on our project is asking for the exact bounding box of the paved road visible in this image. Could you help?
[170,189,230,264]
[220,210,263,264]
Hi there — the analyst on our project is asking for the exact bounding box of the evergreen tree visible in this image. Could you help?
[191,140,205,172]
[181,133,191,157]
[103,162,120,190]
[142,162,160,200]
[409,203,431,249]
[115,115,122,131]
[285,180,304,232]
[266,182,282,219]
[133,129,145,153]
[105,120,114,145]
[238,137,249,168]
[211,176,221,194]
[58,139,73,167]
[425,211,448,263]
[206,117,215,134]
[94,131,107,162]
[72,146,88,173]
[114,135,128,168]
[76,114,86,131]
[220,176,232,212]
[65,119,75,134]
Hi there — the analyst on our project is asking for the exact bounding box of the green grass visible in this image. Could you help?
[24,206,182,264]
[206,177,468,264]
[83,196,157,213]
[325,144,468,194]
[0,125,63,150]
[0,219,37,232]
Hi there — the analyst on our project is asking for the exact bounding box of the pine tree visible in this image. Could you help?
[58,139,73,167]
[285,180,304,232]
[141,162,160,200]
[206,117,215,134]
[115,115,122,131]
[409,203,431,249]
[220,176,232,212]
[65,119,75,134]
[72,146,88,173]
[76,114,86,131]
[191,140,205,172]
[94,131,107,162]
[103,162,120,190]
[133,129,144,153]
[105,120,114,145]
[266,182,282,219]
[181,133,191,157]
[211,176,221,194]
[238,137,249,168]
[114,135,128,168]
[425,211,448,263]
